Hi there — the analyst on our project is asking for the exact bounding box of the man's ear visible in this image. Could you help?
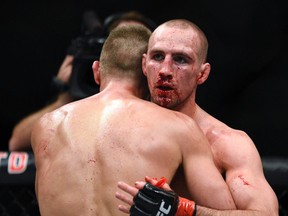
[197,62,210,85]
[92,60,101,85]
[142,54,147,77]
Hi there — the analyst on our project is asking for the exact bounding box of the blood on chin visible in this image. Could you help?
[152,89,176,108]
[154,96,173,108]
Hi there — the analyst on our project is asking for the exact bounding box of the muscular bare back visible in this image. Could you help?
[32,88,232,216]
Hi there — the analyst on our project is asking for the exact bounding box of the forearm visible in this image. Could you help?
[9,92,73,151]
[175,198,266,216]
[196,206,264,216]
[127,180,276,216]
[9,113,40,151]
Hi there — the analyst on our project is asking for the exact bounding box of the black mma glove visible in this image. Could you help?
[130,183,197,216]
[130,183,178,216]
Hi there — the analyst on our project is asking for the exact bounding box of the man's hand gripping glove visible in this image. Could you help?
[130,178,197,216]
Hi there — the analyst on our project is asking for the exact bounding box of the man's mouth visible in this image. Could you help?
[157,86,173,91]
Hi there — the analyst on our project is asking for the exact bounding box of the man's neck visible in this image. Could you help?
[174,100,197,119]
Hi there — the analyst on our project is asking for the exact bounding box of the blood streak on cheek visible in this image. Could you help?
[238,175,250,185]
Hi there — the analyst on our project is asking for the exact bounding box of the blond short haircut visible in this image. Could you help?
[100,24,151,81]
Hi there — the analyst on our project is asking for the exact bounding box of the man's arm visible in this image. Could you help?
[183,130,279,215]
[179,120,237,210]
[116,176,278,216]
[222,131,279,216]
[9,55,74,151]
[9,92,73,151]
[116,133,279,215]
[116,118,237,214]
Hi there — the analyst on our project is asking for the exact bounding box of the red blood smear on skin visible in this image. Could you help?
[238,175,250,185]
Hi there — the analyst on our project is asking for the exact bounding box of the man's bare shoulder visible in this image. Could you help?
[146,102,200,132]
[207,121,253,148]
[41,103,72,125]
[205,117,262,170]
[200,110,252,145]
[32,103,72,137]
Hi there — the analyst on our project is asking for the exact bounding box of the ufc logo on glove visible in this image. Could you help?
[157,200,172,216]
[130,181,197,216]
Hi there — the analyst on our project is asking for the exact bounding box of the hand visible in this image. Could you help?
[116,180,146,214]
[56,55,74,84]
[131,183,179,216]
[116,176,172,214]
[116,176,196,216]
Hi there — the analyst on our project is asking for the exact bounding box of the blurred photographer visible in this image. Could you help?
[8,10,157,151]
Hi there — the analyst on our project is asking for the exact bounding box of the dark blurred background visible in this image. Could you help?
[1,1,288,214]
[1,0,287,157]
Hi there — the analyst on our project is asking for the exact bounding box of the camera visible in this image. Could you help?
[67,10,157,100]
[68,10,105,100]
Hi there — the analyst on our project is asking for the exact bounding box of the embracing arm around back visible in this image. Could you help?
[116,128,279,215]
[172,129,279,216]
[116,113,238,215]
[161,129,279,215]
